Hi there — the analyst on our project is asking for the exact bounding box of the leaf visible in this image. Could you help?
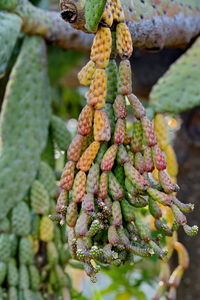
[150,37,200,114]
[0,36,51,219]
[92,290,103,300]
[85,0,107,32]
[0,0,17,10]
[0,12,22,77]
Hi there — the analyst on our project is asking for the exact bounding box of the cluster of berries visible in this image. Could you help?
[56,0,198,283]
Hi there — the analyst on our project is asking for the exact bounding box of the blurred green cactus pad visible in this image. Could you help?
[0,12,22,77]
[0,36,51,219]
[150,37,200,114]
[85,0,107,32]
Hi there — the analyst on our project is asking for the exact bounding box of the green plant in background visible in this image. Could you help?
[0,1,79,298]
[0,0,200,300]
[0,12,22,77]
[0,31,74,299]
[150,37,200,114]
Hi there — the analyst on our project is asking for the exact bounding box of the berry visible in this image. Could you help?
[148,197,162,219]
[124,162,147,191]
[60,161,75,190]
[98,171,108,199]
[86,163,100,194]
[158,170,178,193]
[77,141,100,172]
[141,116,157,147]
[56,190,68,215]
[75,213,91,237]
[116,23,132,59]
[143,147,154,172]
[102,1,113,27]
[113,95,127,119]
[108,225,120,246]
[121,199,135,223]
[90,26,112,68]
[112,0,125,22]
[87,69,107,109]
[134,152,145,174]
[78,105,94,136]
[152,145,167,171]
[105,60,118,103]
[82,193,95,212]
[118,59,132,95]
[117,144,130,165]
[67,134,84,162]
[131,121,143,152]
[94,109,111,142]
[66,202,78,227]
[114,118,126,144]
[78,60,96,86]
[112,201,123,227]
[72,171,86,203]
[101,144,118,171]
[108,172,124,200]
[147,188,172,206]
[127,94,146,119]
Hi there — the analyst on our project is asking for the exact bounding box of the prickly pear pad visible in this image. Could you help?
[0,36,51,219]
[85,0,107,32]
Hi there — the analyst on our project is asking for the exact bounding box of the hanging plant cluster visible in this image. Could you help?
[55,0,198,284]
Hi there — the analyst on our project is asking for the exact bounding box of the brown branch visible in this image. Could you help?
[3,0,200,52]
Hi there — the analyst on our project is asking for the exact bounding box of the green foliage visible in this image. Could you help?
[30,180,50,215]
[0,12,22,76]
[51,115,71,151]
[37,161,57,197]
[0,36,51,219]
[0,0,17,10]
[150,37,200,113]
[41,129,55,168]
[0,234,11,262]
[105,60,118,104]
[29,265,40,291]
[19,264,30,290]
[100,262,157,300]
[8,287,18,300]
[7,258,19,286]
[0,262,7,285]
[48,47,83,84]
[85,0,107,32]
[19,237,34,265]
[11,202,31,236]
[0,218,10,233]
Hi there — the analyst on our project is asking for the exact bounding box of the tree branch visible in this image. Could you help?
[2,0,200,52]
